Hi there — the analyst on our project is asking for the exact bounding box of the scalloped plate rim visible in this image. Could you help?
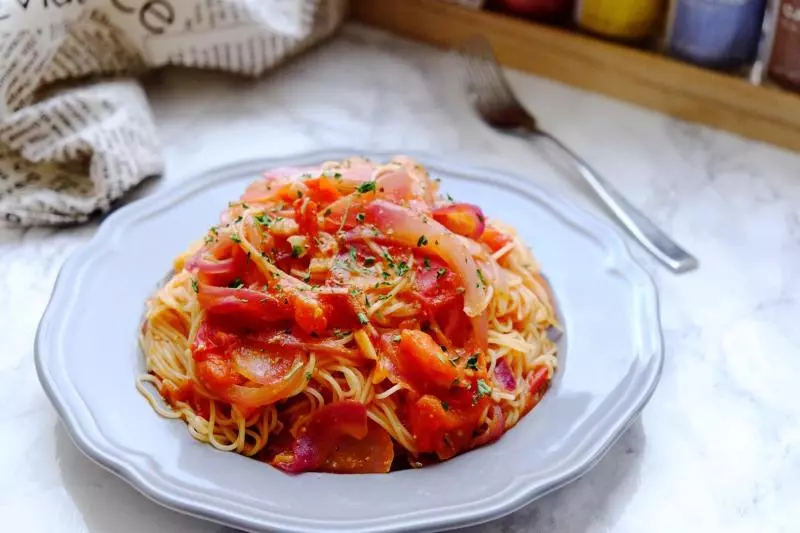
[35,148,664,533]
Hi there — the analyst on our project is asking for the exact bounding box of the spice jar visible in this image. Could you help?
[575,0,666,41]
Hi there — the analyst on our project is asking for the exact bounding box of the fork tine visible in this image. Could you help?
[455,36,518,110]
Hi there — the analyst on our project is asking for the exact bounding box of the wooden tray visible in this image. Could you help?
[351,0,800,152]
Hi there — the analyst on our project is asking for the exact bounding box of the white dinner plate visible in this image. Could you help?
[36,149,663,533]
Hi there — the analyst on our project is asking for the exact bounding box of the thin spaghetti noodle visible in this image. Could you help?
[138,156,558,473]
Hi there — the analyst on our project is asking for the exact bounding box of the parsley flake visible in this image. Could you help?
[191,279,199,293]
[323,208,332,216]
[477,269,487,287]
[230,233,242,243]
[356,212,365,222]
[436,267,447,279]
[441,401,450,412]
[417,235,428,247]
[475,379,491,403]
[291,245,304,258]
[304,371,313,381]
[356,181,376,194]
[466,354,479,371]
[364,257,376,267]
[424,258,431,269]
[357,312,369,326]
[395,262,410,276]
[228,278,244,289]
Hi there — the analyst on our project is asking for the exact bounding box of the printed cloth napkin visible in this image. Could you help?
[0,0,347,226]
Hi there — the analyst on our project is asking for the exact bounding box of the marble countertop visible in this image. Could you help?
[2,24,799,533]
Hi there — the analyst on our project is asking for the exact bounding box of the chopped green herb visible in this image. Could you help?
[477,269,487,286]
[465,355,479,371]
[334,172,343,180]
[381,271,391,279]
[441,401,450,412]
[323,208,332,216]
[230,233,242,243]
[475,379,491,403]
[364,257,376,267]
[228,278,244,289]
[191,279,199,293]
[296,190,303,198]
[210,226,218,235]
[364,294,370,306]
[382,251,395,267]
[436,267,447,279]
[440,345,448,352]
[241,203,249,209]
[303,271,311,282]
[254,214,271,227]
[204,234,214,244]
[334,329,351,339]
[424,258,431,269]
[392,335,402,343]
[446,193,454,202]
[396,262,410,276]
[235,215,243,223]
[357,312,369,326]
[349,247,357,263]
[417,235,428,247]
[356,181,376,194]
[291,245,303,258]
[304,371,313,381]
[356,213,365,222]
[350,288,360,296]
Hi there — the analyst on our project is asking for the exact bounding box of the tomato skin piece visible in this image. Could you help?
[191,319,238,361]
[320,422,394,474]
[432,203,486,240]
[523,366,550,414]
[272,401,370,473]
[197,285,293,324]
[293,198,319,236]
[292,292,328,334]
[412,257,461,314]
[408,395,480,456]
[480,225,513,252]
[195,354,245,392]
[304,177,342,204]
[399,330,459,389]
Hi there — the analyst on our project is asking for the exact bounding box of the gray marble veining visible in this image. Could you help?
[1,24,798,533]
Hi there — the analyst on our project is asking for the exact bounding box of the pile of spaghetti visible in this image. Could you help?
[138,156,558,474]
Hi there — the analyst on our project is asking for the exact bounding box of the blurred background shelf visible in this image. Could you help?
[351,0,800,152]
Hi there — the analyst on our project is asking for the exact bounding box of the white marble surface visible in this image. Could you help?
[2,24,799,533]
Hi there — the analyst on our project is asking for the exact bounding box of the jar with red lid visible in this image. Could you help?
[491,0,574,23]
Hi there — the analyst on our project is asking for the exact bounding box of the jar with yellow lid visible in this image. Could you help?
[575,0,666,41]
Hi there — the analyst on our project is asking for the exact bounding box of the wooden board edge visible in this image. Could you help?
[351,0,800,152]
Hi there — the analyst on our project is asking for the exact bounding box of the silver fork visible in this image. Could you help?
[457,36,698,274]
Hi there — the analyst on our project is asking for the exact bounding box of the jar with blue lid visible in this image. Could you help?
[665,0,768,69]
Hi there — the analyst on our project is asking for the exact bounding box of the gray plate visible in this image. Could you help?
[35,150,663,533]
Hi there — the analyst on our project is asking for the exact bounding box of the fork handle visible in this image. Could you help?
[533,131,698,273]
